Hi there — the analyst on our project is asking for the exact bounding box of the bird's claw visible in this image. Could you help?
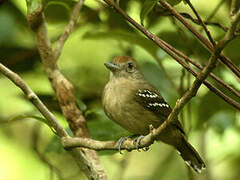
[117,136,130,154]
[135,135,147,151]
[117,135,149,154]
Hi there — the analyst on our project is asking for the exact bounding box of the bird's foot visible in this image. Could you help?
[117,135,149,154]
[117,135,136,154]
[135,135,149,152]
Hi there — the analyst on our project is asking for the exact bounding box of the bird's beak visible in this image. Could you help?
[104,62,120,72]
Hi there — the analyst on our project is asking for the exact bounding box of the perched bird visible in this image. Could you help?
[102,56,205,173]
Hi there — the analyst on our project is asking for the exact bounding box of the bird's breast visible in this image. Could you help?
[102,78,160,135]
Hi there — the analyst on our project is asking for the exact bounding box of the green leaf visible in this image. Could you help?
[44,135,65,153]
[8,114,46,123]
[167,0,183,6]
[8,114,57,135]
[83,30,159,59]
[140,0,183,25]
[140,0,159,25]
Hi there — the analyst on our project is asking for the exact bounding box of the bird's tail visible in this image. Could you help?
[176,137,206,173]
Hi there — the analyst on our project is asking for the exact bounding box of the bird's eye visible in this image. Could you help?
[126,62,135,73]
[128,62,133,69]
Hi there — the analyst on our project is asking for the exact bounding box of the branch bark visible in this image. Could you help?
[102,0,240,110]
[0,63,68,138]
[61,0,240,152]
[159,0,240,78]
[54,0,84,60]
[26,1,107,179]
[185,0,215,45]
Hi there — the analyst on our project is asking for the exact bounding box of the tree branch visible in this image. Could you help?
[159,0,240,78]
[61,45,223,151]
[179,12,229,32]
[102,0,240,110]
[60,0,240,152]
[26,1,107,179]
[185,0,215,45]
[54,0,84,60]
[0,62,68,137]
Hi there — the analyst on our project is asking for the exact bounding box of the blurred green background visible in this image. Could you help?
[0,0,240,179]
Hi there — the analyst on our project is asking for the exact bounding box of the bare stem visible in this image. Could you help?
[160,0,240,78]
[54,0,84,60]
[185,0,215,45]
[26,1,107,179]
[102,0,240,110]
[0,63,68,137]
[62,0,240,152]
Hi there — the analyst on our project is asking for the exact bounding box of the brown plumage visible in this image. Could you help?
[102,56,205,173]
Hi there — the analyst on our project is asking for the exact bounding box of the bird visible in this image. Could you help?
[102,56,206,173]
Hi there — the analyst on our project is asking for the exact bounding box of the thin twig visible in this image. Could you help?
[0,63,68,137]
[61,129,155,151]
[179,12,229,32]
[161,0,240,137]
[102,0,240,110]
[26,2,107,179]
[161,41,240,99]
[185,0,215,45]
[170,16,240,99]
[62,0,240,152]
[159,0,240,78]
[62,44,225,151]
[207,0,225,21]
[54,0,84,60]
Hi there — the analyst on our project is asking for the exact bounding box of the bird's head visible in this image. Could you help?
[104,56,140,79]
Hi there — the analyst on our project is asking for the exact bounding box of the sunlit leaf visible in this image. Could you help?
[140,0,158,25]
[44,135,65,153]
[83,30,159,59]
[7,114,58,135]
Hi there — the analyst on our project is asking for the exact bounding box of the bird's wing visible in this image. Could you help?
[134,88,185,134]
[134,89,171,118]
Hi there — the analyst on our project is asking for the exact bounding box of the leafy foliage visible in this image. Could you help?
[1,0,240,180]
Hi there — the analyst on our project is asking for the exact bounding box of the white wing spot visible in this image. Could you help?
[195,166,202,173]
[185,161,191,167]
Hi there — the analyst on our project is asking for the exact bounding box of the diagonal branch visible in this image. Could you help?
[61,44,223,152]
[54,0,84,60]
[102,0,240,110]
[185,0,215,45]
[159,0,240,78]
[61,41,230,152]
[61,0,240,152]
[26,1,107,179]
[179,12,229,32]
[0,63,68,137]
